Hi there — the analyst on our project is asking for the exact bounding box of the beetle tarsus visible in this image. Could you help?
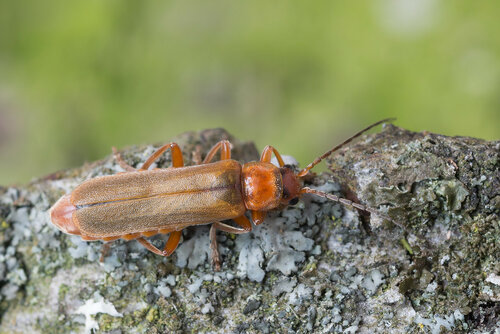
[209,223,222,271]
[99,242,112,262]
[212,254,221,272]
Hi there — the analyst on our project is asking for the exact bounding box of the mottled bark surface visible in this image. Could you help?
[0,127,498,333]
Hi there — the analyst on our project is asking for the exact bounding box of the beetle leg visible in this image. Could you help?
[203,140,231,164]
[209,224,221,270]
[122,233,141,241]
[99,237,120,263]
[112,147,137,171]
[209,220,252,271]
[102,236,121,241]
[192,145,203,165]
[142,230,158,237]
[141,143,184,170]
[136,237,165,256]
[251,210,267,225]
[99,242,112,262]
[260,145,285,167]
[136,231,182,257]
[163,231,182,256]
[81,234,100,241]
[233,215,252,232]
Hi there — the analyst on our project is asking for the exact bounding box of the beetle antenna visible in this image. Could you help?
[300,187,404,229]
[297,118,396,177]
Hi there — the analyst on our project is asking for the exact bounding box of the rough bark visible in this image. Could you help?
[0,126,498,333]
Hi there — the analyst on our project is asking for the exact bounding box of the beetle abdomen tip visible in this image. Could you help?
[50,194,81,235]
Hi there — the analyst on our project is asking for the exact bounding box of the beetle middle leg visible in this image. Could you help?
[192,145,203,165]
[98,235,121,262]
[210,215,252,270]
[203,140,231,163]
[141,143,184,170]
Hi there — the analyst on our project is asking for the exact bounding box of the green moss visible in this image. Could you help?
[99,313,119,331]
[302,261,318,275]
[58,284,69,302]
[400,238,413,255]
[146,307,157,322]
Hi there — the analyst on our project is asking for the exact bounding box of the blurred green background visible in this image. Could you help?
[0,1,499,185]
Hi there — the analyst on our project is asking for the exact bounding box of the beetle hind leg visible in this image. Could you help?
[112,147,137,172]
[137,237,165,256]
[136,230,182,257]
[209,225,221,271]
[210,216,252,271]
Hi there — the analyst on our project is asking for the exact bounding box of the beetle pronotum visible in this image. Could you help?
[50,119,397,270]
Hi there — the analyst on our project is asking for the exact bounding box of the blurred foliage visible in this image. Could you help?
[0,0,499,184]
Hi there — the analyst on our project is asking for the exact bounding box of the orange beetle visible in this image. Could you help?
[50,119,394,270]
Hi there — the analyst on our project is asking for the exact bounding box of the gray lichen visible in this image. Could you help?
[0,127,498,333]
[328,124,500,333]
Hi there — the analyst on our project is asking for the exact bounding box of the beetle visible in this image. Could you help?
[50,118,396,270]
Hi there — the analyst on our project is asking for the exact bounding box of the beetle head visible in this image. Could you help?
[280,165,301,205]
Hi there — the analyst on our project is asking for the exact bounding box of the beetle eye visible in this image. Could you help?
[289,198,299,206]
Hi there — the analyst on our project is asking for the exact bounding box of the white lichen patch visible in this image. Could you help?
[149,181,337,286]
[288,283,313,305]
[377,286,403,304]
[68,236,99,262]
[231,183,338,281]
[272,276,297,296]
[154,279,172,298]
[50,265,103,306]
[176,227,211,269]
[75,292,123,334]
[236,235,265,282]
[271,155,298,168]
[413,311,464,334]
[235,214,314,281]
[48,178,82,197]
[486,273,500,286]
[187,276,204,294]
[361,269,386,295]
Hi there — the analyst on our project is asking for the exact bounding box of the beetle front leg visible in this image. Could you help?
[233,215,252,232]
[251,210,267,225]
[260,145,285,166]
